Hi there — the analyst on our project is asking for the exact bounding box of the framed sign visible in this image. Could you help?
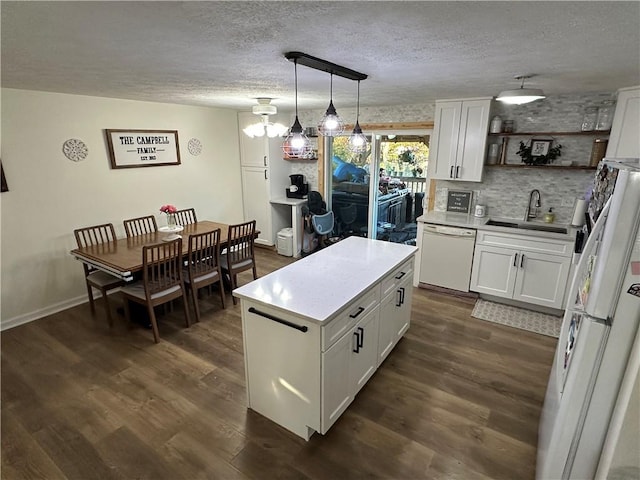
[106,129,181,168]
[446,190,472,213]
[531,139,552,157]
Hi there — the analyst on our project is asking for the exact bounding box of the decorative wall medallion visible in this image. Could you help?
[188,138,202,156]
[63,138,88,162]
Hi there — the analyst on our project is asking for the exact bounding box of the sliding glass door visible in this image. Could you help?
[327,128,431,245]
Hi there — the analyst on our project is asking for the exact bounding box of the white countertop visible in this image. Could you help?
[233,236,417,323]
[417,211,578,240]
[270,196,307,206]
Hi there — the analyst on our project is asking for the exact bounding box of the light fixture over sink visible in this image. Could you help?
[497,74,546,105]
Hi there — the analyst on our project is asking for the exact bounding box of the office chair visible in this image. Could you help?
[312,211,335,248]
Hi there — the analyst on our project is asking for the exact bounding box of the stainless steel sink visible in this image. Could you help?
[486,219,568,234]
[486,220,519,228]
[518,224,568,234]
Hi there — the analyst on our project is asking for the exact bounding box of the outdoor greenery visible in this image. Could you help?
[332,136,429,178]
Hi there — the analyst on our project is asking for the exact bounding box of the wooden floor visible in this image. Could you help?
[2,246,557,479]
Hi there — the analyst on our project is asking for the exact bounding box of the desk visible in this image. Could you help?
[270,197,307,258]
[70,221,231,282]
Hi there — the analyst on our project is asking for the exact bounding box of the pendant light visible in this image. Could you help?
[318,74,345,137]
[497,74,546,105]
[348,80,367,153]
[282,58,312,158]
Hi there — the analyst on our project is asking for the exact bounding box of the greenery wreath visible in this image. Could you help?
[517,140,563,165]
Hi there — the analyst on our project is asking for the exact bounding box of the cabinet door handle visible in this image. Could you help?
[400,287,405,305]
[513,253,519,267]
[264,170,268,180]
[396,289,402,307]
[357,326,364,349]
[450,166,454,178]
[520,254,525,268]
[395,271,406,280]
[353,330,360,353]
[248,307,308,332]
[263,155,267,166]
[455,166,460,178]
[349,306,365,319]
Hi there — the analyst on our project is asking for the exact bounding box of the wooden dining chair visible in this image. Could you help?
[73,223,125,327]
[221,220,257,305]
[123,215,158,238]
[174,208,197,226]
[120,238,191,343]
[184,229,225,322]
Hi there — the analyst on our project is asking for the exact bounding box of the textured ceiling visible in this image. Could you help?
[2,1,639,113]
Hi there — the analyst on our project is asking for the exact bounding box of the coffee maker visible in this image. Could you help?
[286,174,309,199]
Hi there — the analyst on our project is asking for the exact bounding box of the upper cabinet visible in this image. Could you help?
[606,86,640,158]
[429,97,492,182]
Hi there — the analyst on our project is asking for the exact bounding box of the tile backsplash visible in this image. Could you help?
[294,91,613,224]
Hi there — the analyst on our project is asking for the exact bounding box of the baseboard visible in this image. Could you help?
[418,282,479,300]
[1,294,89,331]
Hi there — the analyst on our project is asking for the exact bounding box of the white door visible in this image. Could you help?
[430,101,462,180]
[321,329,353,433]
[394,277,413,338]
[513,252,571,309]
[349,307,380,396]
[470,244,517,298]
[241,166,273,245]
[238,113,269,167]
[456,99,491,181]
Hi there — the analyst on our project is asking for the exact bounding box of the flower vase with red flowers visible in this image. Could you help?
[160,204,178,229]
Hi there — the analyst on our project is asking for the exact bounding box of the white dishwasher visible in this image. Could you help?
[420,224,476,292]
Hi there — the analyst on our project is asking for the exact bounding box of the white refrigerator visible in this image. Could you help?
[537,158,640,479]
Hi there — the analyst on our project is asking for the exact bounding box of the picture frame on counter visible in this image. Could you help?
[446,190,473,213]
[105,129,181,169]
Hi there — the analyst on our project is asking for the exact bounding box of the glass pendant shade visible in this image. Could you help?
[282,116,312,158]
[348,80,367,153]
[348,121,367,153]
[318,75,344,137]
[282,59,312,158]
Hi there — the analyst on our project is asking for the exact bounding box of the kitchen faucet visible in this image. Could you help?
[524,189,541,221]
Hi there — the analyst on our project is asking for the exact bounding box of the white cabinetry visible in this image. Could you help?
[607,86,640,158]
[378,258,413,365]
[429,98,492,182]
[238,240,416,440]
[238,112,290,246]
[470,230,573,309]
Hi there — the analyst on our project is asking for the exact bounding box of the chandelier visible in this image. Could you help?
[243,98,288,138]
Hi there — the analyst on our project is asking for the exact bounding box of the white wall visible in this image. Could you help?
[1,88,244,328]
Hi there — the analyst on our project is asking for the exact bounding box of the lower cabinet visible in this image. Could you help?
[322,305,379,433]
[470,230,572,309]
[378,259,414,365]
[241,254,415,441]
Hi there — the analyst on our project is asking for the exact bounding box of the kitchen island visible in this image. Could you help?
[233,236,417,440]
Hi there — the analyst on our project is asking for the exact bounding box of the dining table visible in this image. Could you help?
[70,221,239,282]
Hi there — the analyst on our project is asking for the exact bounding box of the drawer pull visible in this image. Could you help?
[395,271,406,280]
[248,307,308,333]
[349,306,365,319]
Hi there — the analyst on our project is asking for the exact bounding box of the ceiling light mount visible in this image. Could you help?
[285,52,367,81]
[497,74,546,105]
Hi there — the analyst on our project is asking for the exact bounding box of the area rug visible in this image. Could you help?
[471,299,561,338]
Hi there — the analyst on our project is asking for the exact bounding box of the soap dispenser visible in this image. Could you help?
[544,208,555,223]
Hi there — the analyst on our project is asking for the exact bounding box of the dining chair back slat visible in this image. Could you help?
[123,215,158,238]
[184,229,225,321]
[175,208,198,226]
[73,223,124,326]
[222,220,257,305]
[121,238,191,343]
